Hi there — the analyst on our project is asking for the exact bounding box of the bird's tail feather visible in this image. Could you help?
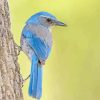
[29,55,43,100]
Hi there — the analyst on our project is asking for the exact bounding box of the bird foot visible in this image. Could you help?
[19,73,24,88]
[14,43,22,56]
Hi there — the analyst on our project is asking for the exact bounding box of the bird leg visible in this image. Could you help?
[23,75,30,83]
[21,75,30,88]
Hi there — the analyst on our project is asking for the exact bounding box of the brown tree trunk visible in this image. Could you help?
[0,0,23,100]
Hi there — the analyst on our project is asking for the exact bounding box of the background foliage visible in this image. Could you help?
[9,0,100,100]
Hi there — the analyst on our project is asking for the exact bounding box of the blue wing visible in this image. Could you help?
[22,25,51,61]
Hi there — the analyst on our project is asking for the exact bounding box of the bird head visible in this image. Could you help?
[26,11,66,28]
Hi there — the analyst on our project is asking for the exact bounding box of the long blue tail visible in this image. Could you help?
[29,55,43,100]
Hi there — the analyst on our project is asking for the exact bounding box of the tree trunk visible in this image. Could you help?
[0,0,23,100]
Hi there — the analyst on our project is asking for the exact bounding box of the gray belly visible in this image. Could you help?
[20,35,34,61]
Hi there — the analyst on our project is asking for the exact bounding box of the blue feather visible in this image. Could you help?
[26,11,56,24]
[29,54,43,100]
[36,63,43,99]
[28,54,38,97]
[22,27,51,61]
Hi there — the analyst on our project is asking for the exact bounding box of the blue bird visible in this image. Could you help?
[20,11,66,100]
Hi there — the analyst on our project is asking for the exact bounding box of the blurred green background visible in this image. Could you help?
[9,0,100,100]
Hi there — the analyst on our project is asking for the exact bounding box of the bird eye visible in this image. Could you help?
[46,18,51,22]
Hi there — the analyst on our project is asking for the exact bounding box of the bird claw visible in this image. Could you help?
[19,73,24,88]
[17,47,21,56]
[14,43,22,56]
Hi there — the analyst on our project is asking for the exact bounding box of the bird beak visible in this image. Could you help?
[54,20,67,26]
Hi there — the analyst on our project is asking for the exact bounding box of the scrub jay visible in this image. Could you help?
[20,11,66,100]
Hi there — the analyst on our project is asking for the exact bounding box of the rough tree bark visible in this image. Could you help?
[0,0,23,100]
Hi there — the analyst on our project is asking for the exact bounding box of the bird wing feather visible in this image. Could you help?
[22,26,51,61]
